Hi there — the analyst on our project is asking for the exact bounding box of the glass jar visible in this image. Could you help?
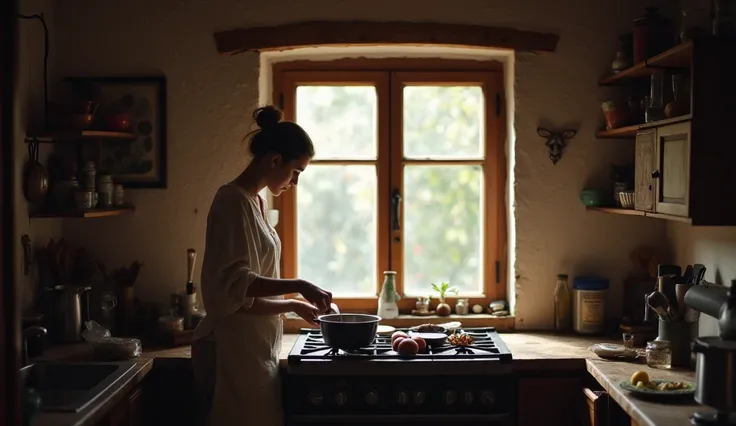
[455,298,469,315]
[646,340,672,369]
[82,161,97,191]
[113,184,125,206]
[97,174,114,208]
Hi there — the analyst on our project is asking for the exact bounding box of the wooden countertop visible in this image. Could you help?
[31,332,710,426]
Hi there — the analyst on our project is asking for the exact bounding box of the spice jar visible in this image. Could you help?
[97,174,114,208]
[455,298,469,315]
[646,340,672,369]
[113,184,125,206]
[82,161,97,191]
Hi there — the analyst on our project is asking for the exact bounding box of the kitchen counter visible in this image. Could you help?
[30,357,153,426]
[30,332,711,426]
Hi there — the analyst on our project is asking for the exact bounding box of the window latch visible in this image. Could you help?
[391,188,402,232]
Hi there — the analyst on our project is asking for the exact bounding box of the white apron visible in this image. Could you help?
[209,313,283,426]
[194,184,284,426]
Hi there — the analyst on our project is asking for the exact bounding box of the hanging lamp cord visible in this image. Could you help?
[18,13,49,129]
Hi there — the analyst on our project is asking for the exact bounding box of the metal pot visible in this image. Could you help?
[314,313,381,351]
[692,336,736,412]
[46,285,91,342]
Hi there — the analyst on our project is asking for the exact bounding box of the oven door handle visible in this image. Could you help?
[287,413,511,424]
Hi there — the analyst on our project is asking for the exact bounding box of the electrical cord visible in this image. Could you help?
[18,13,49,128]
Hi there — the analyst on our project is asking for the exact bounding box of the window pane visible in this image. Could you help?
[403,86,484,159]
[295,86,377,160]
[296,165,377,296]
[403,165,483,295]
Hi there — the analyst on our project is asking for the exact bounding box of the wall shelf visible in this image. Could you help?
[586,206,692,224]
[30,206,135,219]
[596,114,692,139]
[599,40,693,85]
[25,130,137,143]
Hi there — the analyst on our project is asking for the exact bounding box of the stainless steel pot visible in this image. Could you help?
[692,336,736,412]
[314,313,381,351]
[46,285,91,342]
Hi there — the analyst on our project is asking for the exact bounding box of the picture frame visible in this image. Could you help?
[67,76,167,189]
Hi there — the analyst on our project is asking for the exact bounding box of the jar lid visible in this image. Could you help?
[573,276,609,290]
[647,340,671,349]
[556,274,568,280]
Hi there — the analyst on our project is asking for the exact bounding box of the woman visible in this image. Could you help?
[192,105,332,426]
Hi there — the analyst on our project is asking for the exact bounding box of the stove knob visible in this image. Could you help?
[444,390,457,405]
[307,391,324,406]
[413,391,426,405]
[480,390,495,406]
[396,391,409,405]
[365,391,379,405]
[463,391,474,405]
[334,392,347,406]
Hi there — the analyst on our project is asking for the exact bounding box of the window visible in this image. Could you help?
[273,60,506,313]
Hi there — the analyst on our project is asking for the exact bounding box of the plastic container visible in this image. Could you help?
[572,277,609,334]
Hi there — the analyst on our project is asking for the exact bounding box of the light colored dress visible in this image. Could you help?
[192,183,283,426]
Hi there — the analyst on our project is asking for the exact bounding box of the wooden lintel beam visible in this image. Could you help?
[213,21,559,55]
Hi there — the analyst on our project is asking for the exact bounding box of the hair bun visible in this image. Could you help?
[253,105,283,130]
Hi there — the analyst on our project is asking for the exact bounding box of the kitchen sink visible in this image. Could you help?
[20,360,137,413]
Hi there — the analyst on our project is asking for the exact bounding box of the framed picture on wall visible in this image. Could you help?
[67,76,167,189]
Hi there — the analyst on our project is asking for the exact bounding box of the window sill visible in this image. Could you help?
[283,314,515,333]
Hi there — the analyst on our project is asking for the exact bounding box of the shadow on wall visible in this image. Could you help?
[667,221,736,336]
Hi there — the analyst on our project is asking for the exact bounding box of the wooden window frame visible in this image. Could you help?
[272,59,508,315]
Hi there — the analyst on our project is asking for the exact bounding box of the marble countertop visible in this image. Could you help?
[30,331,710,426]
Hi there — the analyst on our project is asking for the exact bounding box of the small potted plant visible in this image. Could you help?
[431,282,458,317]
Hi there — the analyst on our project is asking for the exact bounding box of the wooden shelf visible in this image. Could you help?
[596,114,692,139]
[26,130,137,143]
[586,206,645,216]
[586,206,692,224]
[599,40,693,85]
[30,206,135,219]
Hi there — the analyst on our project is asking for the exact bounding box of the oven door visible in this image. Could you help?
[287,413,512,425]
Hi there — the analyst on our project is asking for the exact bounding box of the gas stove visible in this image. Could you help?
[283,327,515,425]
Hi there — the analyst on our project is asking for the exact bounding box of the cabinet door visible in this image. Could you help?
[518,378,583,426]
[654,122,691,217]
[634,129,656,212]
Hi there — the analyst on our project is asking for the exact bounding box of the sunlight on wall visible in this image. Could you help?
[258,46,516,305]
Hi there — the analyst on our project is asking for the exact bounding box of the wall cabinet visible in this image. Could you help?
[594,37,736,226]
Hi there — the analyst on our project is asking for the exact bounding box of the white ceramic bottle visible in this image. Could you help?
[378,271,400,319]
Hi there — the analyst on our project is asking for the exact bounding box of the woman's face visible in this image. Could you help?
[266,154,311,196]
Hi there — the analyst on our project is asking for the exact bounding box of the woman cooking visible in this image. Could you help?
[192,105,332,426]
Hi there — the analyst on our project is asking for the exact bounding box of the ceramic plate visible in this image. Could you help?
[376,325,396,335]
[619,379,696,398]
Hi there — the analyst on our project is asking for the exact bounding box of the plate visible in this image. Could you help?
[376,325,396,335]
[619,379,696,399]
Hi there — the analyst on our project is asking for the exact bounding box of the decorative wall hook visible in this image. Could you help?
[537,127,577,165]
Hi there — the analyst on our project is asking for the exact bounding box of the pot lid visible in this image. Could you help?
[694,336,736,351]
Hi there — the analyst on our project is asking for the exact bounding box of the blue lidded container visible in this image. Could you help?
[572,276,609,334]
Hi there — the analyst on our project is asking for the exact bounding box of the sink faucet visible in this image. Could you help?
[22,326,47,367]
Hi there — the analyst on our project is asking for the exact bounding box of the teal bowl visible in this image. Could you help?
[580,189,605,206]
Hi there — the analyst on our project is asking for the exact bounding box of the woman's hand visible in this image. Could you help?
[297,279,333,314]
[290,299,321,326]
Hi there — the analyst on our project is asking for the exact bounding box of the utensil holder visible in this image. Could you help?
[657,319,697,368]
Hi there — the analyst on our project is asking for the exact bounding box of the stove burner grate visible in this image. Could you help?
[288,327,512,362]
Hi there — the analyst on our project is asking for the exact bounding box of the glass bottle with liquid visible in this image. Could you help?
[553,274,572,332]
[378,271,400,319]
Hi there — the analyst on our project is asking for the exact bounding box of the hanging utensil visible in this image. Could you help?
[23,142,49,203]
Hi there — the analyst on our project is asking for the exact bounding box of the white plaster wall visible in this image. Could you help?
[15,0,63,310]
[52,0,673,328]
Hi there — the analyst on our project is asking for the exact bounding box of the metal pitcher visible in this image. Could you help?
[46,285,91,342]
